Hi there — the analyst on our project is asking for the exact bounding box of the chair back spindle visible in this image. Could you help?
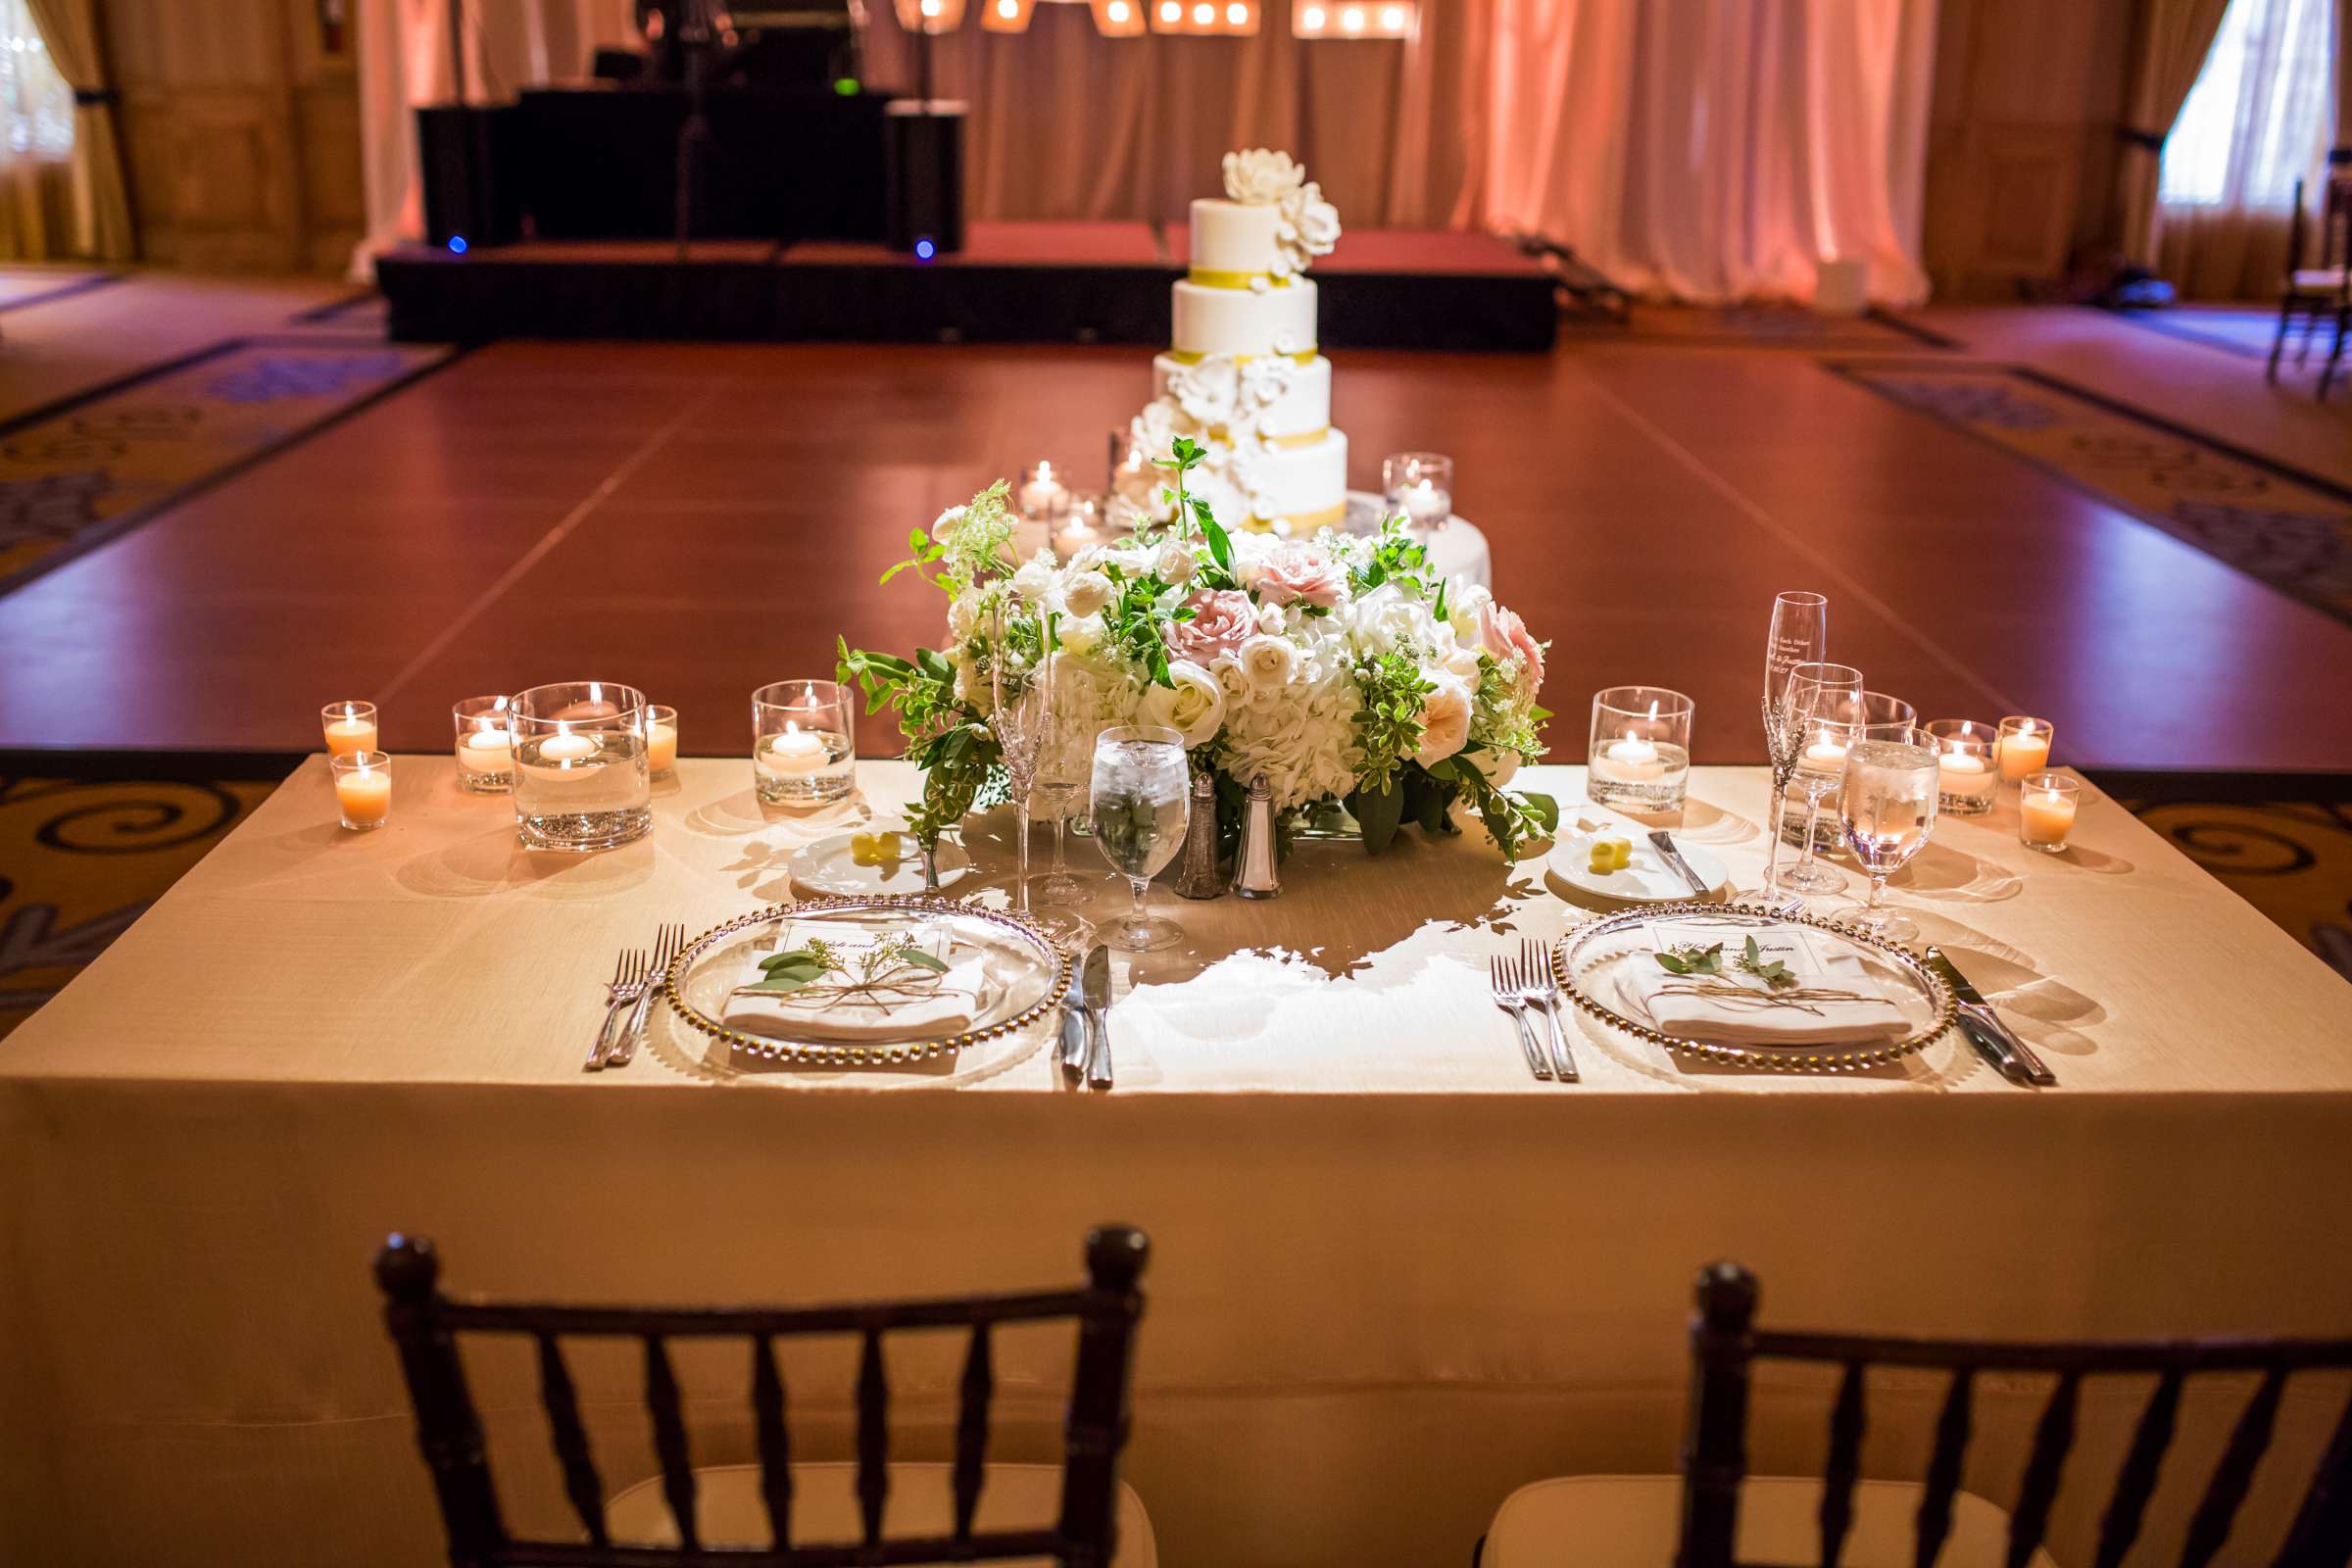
[374,1224,1150,1567]
[1670,1262,2352,1568]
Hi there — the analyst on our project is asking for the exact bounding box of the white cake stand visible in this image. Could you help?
[1343,490,1492,590]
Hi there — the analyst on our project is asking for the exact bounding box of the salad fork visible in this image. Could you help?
[1517,939,1579,1083]
[605,923,686,1070]
[586,949,646,1071]
[1490,955,1550,1081]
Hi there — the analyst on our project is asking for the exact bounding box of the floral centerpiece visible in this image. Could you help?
[838,440,1557,863]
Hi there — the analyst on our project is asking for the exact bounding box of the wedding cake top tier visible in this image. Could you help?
[1190,200,1289,282]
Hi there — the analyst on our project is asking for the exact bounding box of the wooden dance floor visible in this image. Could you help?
[1,308,2349,774]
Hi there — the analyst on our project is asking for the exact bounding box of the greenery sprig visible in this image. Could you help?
[747,933,950,1000]
[1153,435,1236,588]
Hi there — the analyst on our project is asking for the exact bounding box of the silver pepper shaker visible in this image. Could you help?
[1174,770,1224,900]
[1230,775,1280,899]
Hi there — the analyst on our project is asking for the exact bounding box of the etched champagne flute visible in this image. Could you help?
[1840,738,1939,943]
[1030,632,1096,914]
[1775,662,1863,895]
[988,598,1051,920]
[1759,591,1828,892]
[1090,724,1190,952]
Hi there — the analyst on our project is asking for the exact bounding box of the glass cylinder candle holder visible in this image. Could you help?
[1586,685,1694,812]
[451,695,514,794]
[331,750,392,832]
[1053,493,1114,564]
[1382,452,1453,534]
[509,681,653,852]
[1781,690,1916,850]
[1924,719,1999,815]
[321,700,378,760]
[2018,771,2081,854]
[753,679,856,805]
[645,704,679,782]
[1998,715,2054,782]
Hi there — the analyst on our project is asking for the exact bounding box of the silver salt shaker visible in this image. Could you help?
[1174,770,1225,900]
[1230,775,1280,899]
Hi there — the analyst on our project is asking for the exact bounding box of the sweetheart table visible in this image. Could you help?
[4,758,2349,1567]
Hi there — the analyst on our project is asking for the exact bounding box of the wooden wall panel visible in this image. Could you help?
[101,0,359,274]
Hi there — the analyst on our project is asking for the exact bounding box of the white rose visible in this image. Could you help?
[1157,541,1199,586]
[1057,613,1104,658]
[1237,633,1298,691]
[1414,672,1473,769]
[1209,655,1250,700]
[953,650,986,710]
[947,594,979,641]
[1446,581,1493,643]
[1011,561,1054,602]
[1062,569,1114,617]
[1438,629,1483,683]
[1137,661,1227,749]
[1254,603,1286,635]
[931,504,967,544]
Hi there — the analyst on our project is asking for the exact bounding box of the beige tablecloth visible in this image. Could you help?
[4,759,2349,1567]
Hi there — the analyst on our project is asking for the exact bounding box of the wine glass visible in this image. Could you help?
[1759,592,1828,892]
[1840,738,1939,942]
[1775,662,1863,894]
[988,599,1052,919]
[1089,725,1190,952]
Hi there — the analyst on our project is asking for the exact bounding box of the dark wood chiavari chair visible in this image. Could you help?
[1480,1263,2352,1568]
[2270,165,2352,400]
[375,1225,1152,1568]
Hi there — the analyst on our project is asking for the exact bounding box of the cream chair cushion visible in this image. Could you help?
[606,1459,1156,1568]
[2290,267,2350,293]
[1483,1474,2058,1568]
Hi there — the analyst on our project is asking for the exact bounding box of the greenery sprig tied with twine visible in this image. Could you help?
[1652,935,1874,1017]
[746,934,951,1011]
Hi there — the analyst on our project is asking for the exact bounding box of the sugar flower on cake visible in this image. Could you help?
[1222,148,1306,208]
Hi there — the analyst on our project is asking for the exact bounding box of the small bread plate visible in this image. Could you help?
[788,830,972,897]
[1545,825,1729,906]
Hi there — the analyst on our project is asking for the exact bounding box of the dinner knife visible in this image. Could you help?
[1058,945,1101,1074]
[1646,830,1713,900]
[1081,943,1114,1090]
[1924,947,2057,1087]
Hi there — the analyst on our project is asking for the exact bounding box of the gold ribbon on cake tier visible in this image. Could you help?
[1166,347,1319,368]
[1203,424,1332,450]
[1240,500,1348,535]
[1187,269,1295,291]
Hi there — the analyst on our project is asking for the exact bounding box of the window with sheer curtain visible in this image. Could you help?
[2160,0,2337,212]
[0,0,72,164]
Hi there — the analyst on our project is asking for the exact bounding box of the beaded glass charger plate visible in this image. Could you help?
[1554,904,1955,1074]
[651,897,1068,1087]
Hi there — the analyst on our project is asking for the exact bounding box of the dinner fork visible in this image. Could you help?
[1490,955,1550,1081]
[586,949,647,1071]
[1517,939,1580,1083]
[605,923,686,1070]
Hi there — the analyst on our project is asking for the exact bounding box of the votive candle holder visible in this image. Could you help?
[332,750,393,832]
[1998,715,2054,782]
[322,700,378,759]
[1586,685,1693,813]
[1924,719,1999,815]
[2018,771,2080,853]
[452,695,514,794]
[753,679,856,805]
[1382,451,1453,534]
[646,704,679,782]
[510,681,653,852]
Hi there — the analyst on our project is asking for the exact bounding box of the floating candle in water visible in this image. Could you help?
[537,730,598,764]
[459,727,514,772]
[1799,738,1849,772]
[1937,751,1988,777]
[760,725,827,776]
[1998,717,2052,781]
[1596,734,1665,781]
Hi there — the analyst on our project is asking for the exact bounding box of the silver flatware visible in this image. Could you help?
[1518,939,1580,1083]
[1062,943,1104,1076]
[1081,944,1114,1089]
[606,923,685,1069]
[1924,947,2057,1087]
[585,949,647,1071]
[1490,955,1550,1081]
[1646,830,1713,900]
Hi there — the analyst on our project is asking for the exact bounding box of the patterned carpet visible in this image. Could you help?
[1,770,2340,1042]
[1830,360,2352,625]
[0,333,455,595]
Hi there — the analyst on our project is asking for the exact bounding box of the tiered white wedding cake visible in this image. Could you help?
[1121,150,1347,536]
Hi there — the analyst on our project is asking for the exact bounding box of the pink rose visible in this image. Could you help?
[1171,588,1257,663]
[1478,602,1545,692]
[1252,542,1348,609]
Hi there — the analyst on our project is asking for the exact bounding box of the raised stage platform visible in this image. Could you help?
[375,220,1560,351]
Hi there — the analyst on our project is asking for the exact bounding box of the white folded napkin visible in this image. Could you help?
[1615,921,1907,1047]
[722,955,991,1043]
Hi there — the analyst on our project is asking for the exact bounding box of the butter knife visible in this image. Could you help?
[1645,830,1713,900]
[1924,947,2057,1087]
[1080,944,1113,1089]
